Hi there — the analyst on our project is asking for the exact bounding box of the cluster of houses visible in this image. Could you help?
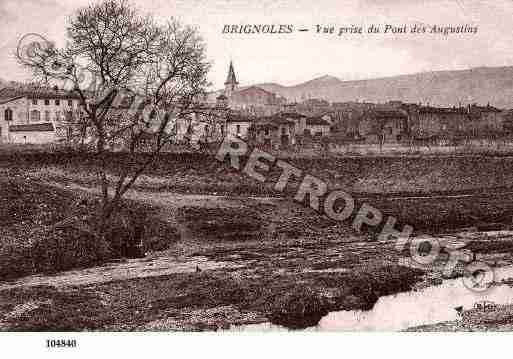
[0,61,511,148]
[207,61,332,149]
[348,102,504,145]
[222,111,331,149]
[202,62,511,148]
[0,63,333,149]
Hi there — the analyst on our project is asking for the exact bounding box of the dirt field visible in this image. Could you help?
[4,150,513,196]
[2,150,513,330]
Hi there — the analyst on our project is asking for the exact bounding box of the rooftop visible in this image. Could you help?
[252,122,278,130]
[226,112,255,123]
[9,123,55,132]
[418,106,468,114]
[306,116,331,126]
[279,112,306,119]
[0,86,81,102]
[366,109,409,119]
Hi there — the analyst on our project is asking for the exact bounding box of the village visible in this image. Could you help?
[2,58,513,334]
[4,0,513,341]
[0,61,511,154]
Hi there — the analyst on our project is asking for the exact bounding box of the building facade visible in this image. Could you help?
[248,114,296,149]
[0,87,82,144]
[225,112,254,139]
[304,116,331,137]
[359,109,408,143]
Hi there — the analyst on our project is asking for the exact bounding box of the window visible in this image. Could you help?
[4,108,13,122]
[55,99,60,106]
[281,127,286,135]
[65,111,73,122]
[55,111,61,121]
[68,100,73,107]
[265,128,270,136]
[32,99,38,105]
[44,99,50,106]
[45,111,50,121]
[30,110,40,122]
[236,124,241,134]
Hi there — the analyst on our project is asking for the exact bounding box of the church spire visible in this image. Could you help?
[224,61,239,97]
[225,61,238,85]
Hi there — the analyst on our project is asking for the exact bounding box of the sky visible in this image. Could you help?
[2,0,513,89]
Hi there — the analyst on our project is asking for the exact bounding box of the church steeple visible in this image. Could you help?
[224,61,239,97]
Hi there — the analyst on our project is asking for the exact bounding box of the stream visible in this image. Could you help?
[230,265,513,332]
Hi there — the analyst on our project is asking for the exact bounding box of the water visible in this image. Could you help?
[230,266,513,332]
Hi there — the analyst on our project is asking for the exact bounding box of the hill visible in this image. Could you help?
[253,66,513,108]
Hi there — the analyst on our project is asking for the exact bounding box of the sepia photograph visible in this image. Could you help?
[2,0,513,355]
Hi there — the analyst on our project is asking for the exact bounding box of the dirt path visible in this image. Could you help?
[0,255,240,291]
[46,177,513,203]
[46,179,281,208]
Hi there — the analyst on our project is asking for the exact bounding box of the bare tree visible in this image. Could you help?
[18,0,211,235]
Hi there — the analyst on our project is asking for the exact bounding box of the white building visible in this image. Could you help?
[305,116,331,137]
[0,86,82,144]
[225,113,254,139]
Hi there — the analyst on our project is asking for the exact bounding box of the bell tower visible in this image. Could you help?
[224,61,239,97]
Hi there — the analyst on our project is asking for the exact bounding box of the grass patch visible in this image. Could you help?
[465,240,513,254]
[0,285,107,331]
[179,206,266,241]
[0,172,178,281]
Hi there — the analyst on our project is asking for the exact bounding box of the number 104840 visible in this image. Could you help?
[46,339,77,348]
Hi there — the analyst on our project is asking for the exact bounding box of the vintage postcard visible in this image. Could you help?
[1,0,513,355]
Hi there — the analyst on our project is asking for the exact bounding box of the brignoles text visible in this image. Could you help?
[222,24,294,34]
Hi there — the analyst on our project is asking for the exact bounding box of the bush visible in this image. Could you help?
[0,223,113,281]
[0,198,178,280]
[31,226,113,274]
[347,265,425,310]
[267,286,330,329]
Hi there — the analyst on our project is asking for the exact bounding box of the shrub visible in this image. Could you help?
[30,225,113,274]
[0,197,178,280]
[349,265,425,308]
[0,223,113,281]
[267,286,330,329]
